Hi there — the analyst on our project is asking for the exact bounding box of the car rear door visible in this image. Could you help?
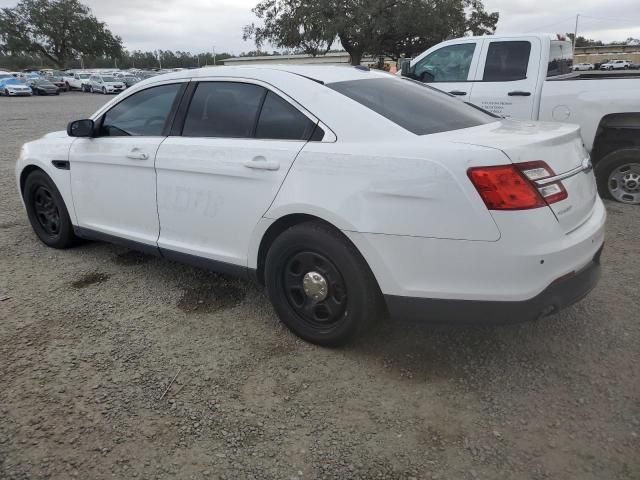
[468,37,542,119]
[409,39,482,101]
[155,79,320,269]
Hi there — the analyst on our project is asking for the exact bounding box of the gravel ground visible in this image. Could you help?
[1,93,639,480]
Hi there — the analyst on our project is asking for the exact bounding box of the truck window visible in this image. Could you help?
[483,41,531,82]
[547,41,573,77]
[413,43,476,83]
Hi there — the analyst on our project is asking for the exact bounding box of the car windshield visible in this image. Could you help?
[4,78,21,85]
[0,74,11,79]
[327,77,495,135]
[35,80,54,86]
[79,74,91,79]
[102,76,116,82]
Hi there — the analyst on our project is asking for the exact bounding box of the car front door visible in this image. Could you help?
[410,40,482,101]
[468,37,541,120]
[155,80,319,269]
[69,82,185,248]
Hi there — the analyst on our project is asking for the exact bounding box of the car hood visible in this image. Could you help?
[42,130,69,139]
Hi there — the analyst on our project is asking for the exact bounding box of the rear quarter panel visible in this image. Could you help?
[266,139,508,241]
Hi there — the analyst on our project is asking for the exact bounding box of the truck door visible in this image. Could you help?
[469,37,541,119]
[409,39,482,102]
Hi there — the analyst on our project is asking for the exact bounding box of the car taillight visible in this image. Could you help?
[517,161,568,204]
[468,161,567,210]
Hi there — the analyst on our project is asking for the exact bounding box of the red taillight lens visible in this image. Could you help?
[468,165,546,210]
[468,161,568,210]
[516,160,568,204]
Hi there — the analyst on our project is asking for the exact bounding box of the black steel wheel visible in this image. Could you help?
[23,170,77,248]
[282,251,348,329]
[33,185,60,235]
[265,221,384,346]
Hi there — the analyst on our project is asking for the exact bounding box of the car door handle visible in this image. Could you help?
[126,149,149,160]
[449,90,467,96]
[243,156,280,171]
[508,91,531,96]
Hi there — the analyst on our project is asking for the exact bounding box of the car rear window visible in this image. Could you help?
[327,77,494,135]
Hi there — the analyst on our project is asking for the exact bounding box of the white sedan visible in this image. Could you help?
[86,74,125,94]
[572,63,594,71]
[15,66,606,345]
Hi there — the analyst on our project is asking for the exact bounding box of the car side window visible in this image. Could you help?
[182,82,265,138]
[483,41,531,81]
[413,43,476,83]
[255,91,317,141]
[100,83,182,137]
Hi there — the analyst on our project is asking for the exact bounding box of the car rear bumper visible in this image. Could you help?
[384,246,602,323]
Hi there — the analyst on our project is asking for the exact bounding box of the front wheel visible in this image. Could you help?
[102,87,106,94]
[23,170,77,248]
[4,88,9,96]
[595,148,640,205]
[264,222,383,346]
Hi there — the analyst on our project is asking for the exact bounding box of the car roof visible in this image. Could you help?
[153,65,390,85]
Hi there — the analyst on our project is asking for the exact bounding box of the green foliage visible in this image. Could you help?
[0,0,122,68]
[243,0,499,65]
[0,49,235,71]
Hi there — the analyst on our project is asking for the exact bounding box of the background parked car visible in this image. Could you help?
[48,75,66,91]
[572,62,594,71]
[63,71,92,91]
[28,78,60,95]
[0,76,32,96]
[600,59,631,70]
[87,74,125,94]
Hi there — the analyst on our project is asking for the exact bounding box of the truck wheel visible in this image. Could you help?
[264,221,384,346]
[595,147,640,205]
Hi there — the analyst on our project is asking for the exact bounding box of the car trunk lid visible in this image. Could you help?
[439,120,598,233]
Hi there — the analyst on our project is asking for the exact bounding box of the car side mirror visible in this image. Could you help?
[67,119,94,137]
[400,60,414,78]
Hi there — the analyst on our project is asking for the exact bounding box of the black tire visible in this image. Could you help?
[65,82,70,92]
[102,87,106,94]
[4,88,9,96]
[595,147,640,205]
[23,170,77,248]
[264,221,383,346]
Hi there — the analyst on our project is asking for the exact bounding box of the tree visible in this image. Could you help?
[243,0,498,65]
[0,0,122,68]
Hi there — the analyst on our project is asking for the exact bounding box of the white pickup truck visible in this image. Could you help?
[401,34,640,204]
[62,71,92,91]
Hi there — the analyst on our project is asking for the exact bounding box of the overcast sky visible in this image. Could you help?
[1,0,639,54]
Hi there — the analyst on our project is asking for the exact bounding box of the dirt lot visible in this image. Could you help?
[1,93,639,480]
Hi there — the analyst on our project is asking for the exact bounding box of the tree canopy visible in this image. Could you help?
[0,0,123,68]
[244,0,499,65]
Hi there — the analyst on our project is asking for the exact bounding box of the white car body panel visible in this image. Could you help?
[15,65,606,313]
[69,136,164,245]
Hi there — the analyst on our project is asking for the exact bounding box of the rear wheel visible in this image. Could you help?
[595,148,640,205]
[23,170,77,248]
[264,222,383,346]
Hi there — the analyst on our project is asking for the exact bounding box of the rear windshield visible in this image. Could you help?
[327,77,494,135]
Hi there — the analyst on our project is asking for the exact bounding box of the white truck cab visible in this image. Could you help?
[403,34,640,204]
